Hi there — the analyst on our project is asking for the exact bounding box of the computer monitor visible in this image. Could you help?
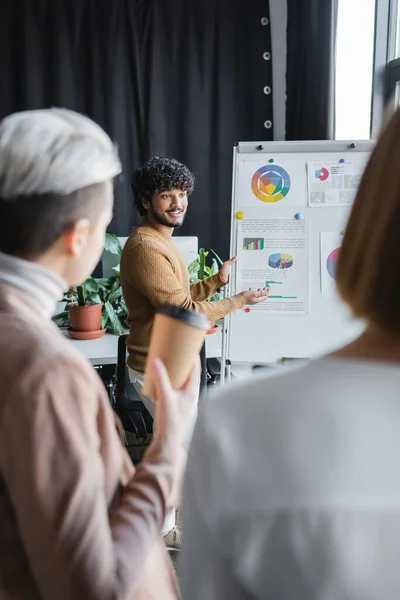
[102,235,199,278]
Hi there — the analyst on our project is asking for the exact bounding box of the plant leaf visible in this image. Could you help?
[87,293,102,305]
[110,278,120,294]
[210,248,223,265]
[52,311,70,326]
[119,297,128,316]
[63,290,76,302]
[105,233,123,256]
[199,248,206,280]
[77,286,85,306]
[53,310,69,320]
[101,306,109,329]
[209,291,224,302]
[83,278,99,294]
[108,287,122,304]
[210,258,219,274]
[104,301,125,335]
[95,278,111,290]
[188,248,226,303]
[188,259,199,274]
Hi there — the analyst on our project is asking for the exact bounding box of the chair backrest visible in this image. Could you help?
[115,333,206,435]
[116,334,128,394]
[199,342,207,401]
[113,334,153,440]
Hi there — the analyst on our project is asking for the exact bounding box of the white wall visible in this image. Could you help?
[270,0,287,141]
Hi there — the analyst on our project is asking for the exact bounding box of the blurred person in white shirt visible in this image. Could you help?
[168,106,400,599]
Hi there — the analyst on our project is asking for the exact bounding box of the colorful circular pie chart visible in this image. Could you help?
[268,252,294,269]
[251,165,291,203]
[326,247,340,279]
[315,167,329,181]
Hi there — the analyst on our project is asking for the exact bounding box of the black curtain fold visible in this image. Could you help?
[0,0,273,258]
[0,0,144,237]
[286,0,338,141]
[141,0,273,255]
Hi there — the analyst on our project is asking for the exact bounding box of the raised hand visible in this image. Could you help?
[219,256,237,284]
[240,287,270,305]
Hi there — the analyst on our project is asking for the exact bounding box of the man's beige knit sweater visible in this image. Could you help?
[120,224,244,372]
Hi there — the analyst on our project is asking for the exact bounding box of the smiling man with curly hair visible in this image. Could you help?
[120,156,268,547]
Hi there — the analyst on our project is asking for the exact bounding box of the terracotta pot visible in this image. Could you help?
[68,303,102,333]
[68,327,106,340]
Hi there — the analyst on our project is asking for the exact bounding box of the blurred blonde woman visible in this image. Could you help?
[178,107,400,600]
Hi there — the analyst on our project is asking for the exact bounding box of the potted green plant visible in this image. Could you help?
[67,278,103,337]
[54,234,128,339]
[188,248,223,334]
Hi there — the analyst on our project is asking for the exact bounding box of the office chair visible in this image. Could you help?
[199,342,207,400]
[112,334,153,442]
[113,335,208,439]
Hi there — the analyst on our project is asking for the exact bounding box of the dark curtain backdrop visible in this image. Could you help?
[286,0,337,141]
[0,0,144,235]
[0,0,273,259]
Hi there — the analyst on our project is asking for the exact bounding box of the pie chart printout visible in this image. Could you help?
[315,167,329,181]
[251,165,291,203]
[326,247,340,280]
[268,253,294,269]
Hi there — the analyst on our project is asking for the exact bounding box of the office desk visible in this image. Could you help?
[63,328,222,366]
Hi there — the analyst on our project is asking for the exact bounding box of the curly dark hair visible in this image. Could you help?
[132,156,195,217]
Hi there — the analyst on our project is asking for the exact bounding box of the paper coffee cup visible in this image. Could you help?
[142,304,208,398]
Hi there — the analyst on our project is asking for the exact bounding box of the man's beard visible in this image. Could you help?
[149,202,185,229]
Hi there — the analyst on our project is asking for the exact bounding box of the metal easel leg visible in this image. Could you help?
[220,290,232,385]
[220,317,226,385]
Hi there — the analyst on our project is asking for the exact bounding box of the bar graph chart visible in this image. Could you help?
[243,237,264,251]
[266,281,297,300]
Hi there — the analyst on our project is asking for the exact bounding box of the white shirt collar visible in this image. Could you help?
[0,251,67,318]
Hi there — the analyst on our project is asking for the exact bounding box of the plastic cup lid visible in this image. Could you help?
[157,303,208,329]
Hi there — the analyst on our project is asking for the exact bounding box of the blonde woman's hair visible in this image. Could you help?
[337,106,400,331]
